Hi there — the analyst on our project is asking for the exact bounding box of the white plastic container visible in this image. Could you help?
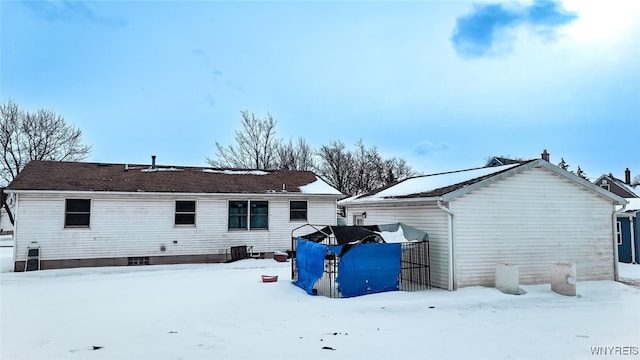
[495,263,520,295]
[551,262,576,296]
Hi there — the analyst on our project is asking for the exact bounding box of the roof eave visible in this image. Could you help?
[539,161,628,205]
[440,159,627,205]
[344,159,628,206]
[339,196,444,206]
[5,189,345,198]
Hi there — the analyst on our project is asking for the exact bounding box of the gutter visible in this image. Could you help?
[613,202,627,281]
[340,196,444,207]
[12,193,18,269]
[626,210,637,264]
[437,199,455,291]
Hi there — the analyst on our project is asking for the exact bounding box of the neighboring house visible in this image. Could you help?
[0,209,13,234]
[0,188,14,234]
[339,158,627,291]
[485,156,523,167]
[593,168,638,198]
[5,159,343,271]
[617,198,640,264]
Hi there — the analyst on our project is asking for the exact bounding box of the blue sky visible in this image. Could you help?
[2,0,639,180]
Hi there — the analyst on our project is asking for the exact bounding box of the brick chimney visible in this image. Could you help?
[541,149,550,162]
[625,168,631,185]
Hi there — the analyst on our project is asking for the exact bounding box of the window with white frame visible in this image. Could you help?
[228,200,268,230]
[616,221,622,245]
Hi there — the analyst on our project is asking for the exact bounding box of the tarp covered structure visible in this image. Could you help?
[292,238,401,297]
[292,223,430,297]
[297,222,429,245]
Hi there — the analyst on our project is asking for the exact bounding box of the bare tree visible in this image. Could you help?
[206,110,280,169]
[1,98,91,224]
[276,137,314,171]
[632,175,640,187]
[381,157,415,184]
[1,99,91,183]
[207,111,419,195]
[0,100,22,184]
[314,141,356,195]
[315,140,418,196]
[352,140,386,194]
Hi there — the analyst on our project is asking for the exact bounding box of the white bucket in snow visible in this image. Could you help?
[495,263,520,295]
[551,262,576,296]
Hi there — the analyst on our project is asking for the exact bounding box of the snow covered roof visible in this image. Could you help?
[621,198,640,212]
[340,163,522,204]
[6,160,343,196]
[340,159,627,206]
[369,163,520,199]
[299,177,343,195]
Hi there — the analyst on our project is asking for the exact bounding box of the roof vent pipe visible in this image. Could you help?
[151,155,157,169]
[625,168,631,185]
[541,149,550,162]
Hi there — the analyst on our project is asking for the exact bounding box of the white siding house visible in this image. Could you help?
[0,207,13,234]
[0,189,14,234]
[340,159,627,290]
[6,160,343,271]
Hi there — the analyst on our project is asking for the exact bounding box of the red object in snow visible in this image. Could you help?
[273,253,288,262]
[261,275,278,283]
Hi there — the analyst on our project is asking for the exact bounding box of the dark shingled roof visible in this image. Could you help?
[6,161,332,194]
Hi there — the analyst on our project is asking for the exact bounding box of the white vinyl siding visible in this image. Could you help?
[451,167,615,288]
[13,193,338,263]
[342,166,618,290]
[345,204,450,290]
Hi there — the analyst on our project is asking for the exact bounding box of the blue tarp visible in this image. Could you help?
[292,239,326,295]
[293,238,402,298]
[336,242,401,297]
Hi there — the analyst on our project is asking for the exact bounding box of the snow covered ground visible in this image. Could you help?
[1,246,639,360]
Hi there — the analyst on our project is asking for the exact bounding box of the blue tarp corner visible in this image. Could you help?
[292,239,326,295]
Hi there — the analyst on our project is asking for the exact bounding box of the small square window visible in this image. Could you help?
[65,199,91,227]
[128,257,150,266]
[290,201,308,221]
[175,200,196,225]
